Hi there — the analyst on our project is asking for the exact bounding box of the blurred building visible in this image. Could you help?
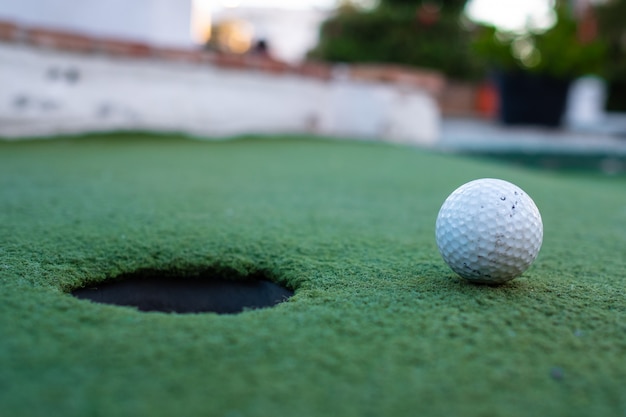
[0,0,448,143]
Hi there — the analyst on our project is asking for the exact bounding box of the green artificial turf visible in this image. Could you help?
[0,133,625,417]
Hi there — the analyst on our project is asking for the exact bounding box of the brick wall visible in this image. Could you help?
[0,19,486,118]
[0,20,449,91]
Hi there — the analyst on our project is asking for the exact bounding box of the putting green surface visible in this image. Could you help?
[1,133,625,417]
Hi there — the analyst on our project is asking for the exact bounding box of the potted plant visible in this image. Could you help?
[472,5,606,127]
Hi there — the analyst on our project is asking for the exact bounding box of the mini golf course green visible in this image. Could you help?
[0,132,624,417]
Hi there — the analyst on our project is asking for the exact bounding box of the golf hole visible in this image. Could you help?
[71,269,293,314]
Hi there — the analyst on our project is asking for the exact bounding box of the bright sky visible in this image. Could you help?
[465,0,556,31]
[202,0,556,31]
[201,0,337,10]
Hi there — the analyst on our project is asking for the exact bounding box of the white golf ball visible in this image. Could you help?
[435,178,543,284]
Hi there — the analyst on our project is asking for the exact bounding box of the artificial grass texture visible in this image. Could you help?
[0,132,624,417]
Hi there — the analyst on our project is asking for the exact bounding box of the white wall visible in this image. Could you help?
[0,44,440,145]
[0,0,192,48]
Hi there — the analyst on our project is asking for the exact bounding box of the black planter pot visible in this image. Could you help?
[495,71,571,127]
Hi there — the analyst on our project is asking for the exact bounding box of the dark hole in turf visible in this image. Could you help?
[71,270,293,314]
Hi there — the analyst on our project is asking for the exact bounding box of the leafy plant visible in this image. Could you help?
[471,6,607,79]
[595,0,626,111]
[308,0,483,80]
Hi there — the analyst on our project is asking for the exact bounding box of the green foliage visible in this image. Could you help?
[379,0,466,12]
[309,1,483,80]
[471,6,607,79]
[595,0,626,77]
[471,26,517,71]
[595,0,626,111]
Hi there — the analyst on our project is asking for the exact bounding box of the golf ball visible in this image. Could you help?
[435,178,543,284]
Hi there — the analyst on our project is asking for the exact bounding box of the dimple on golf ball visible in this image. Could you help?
[435,178,543,284]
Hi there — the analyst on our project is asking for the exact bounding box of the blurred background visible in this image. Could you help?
[0,0,625,170]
